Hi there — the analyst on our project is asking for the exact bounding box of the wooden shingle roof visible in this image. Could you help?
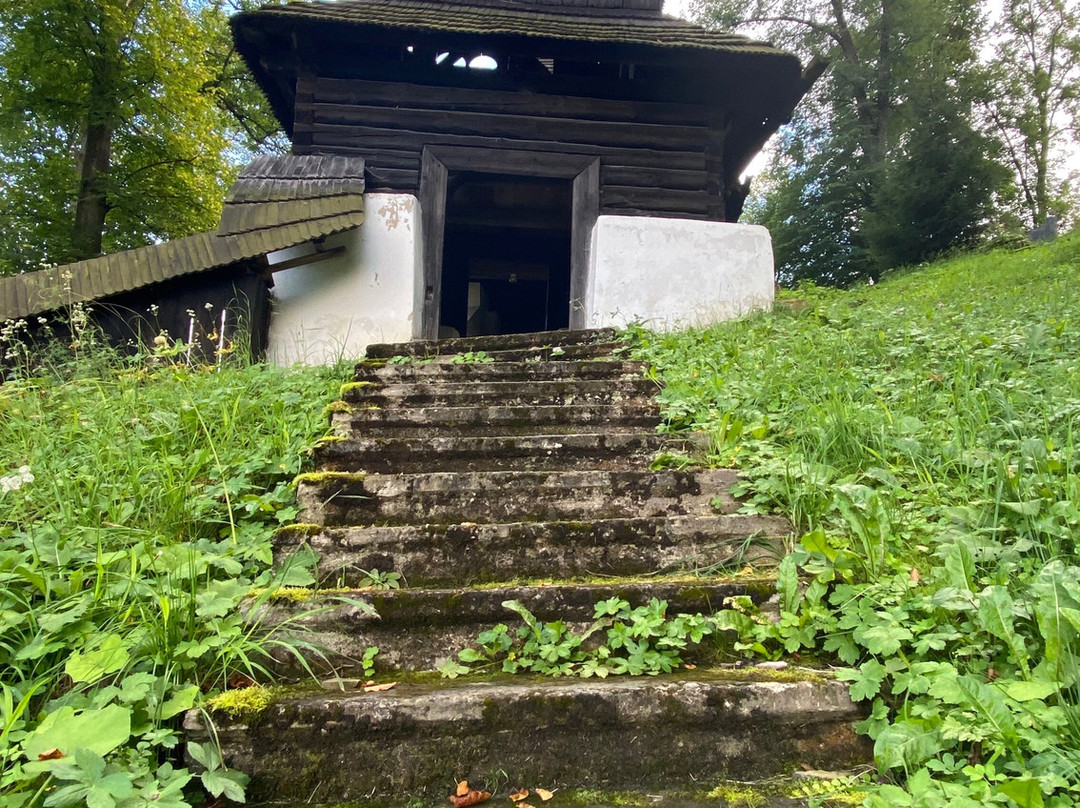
[237,0,795,58]
[0,156,365,322]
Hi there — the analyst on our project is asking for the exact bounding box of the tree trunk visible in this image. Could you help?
[73,117,113,259]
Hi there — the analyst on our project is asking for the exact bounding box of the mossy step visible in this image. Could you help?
[313,432,684,474]
[276,512,787,587]
[184,672,867,804]
[365,341,628,364]
[252,577,781,672]
[365,327,619,359]
[295,468,743,527]
[328,402,661,439]
[341,377,659,408]
[353,359,650,384]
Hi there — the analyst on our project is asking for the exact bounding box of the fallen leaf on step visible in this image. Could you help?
[534,788,556,801]
[457,781,471,797]
[509,789,529,802]
[362,681,397,692]
[683,664,697,670]
[450,789,491,807]
[517,803,536,808]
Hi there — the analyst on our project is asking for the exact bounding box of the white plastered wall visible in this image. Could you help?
[267,194,421,365]
[585,215,775,331]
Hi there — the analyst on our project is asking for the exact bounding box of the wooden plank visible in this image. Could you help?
[601,165,707,191]
[314,76,710,127]
[570,159,600,331]
[419,150,448,341]
[601,185,713,216]
[425,145,598,178]
[310,125,707,171]
[364,166,420,191]
[312,102,706,151]
[601,207,713,221]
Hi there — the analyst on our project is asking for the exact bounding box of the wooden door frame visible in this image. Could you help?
[417,146,600,339]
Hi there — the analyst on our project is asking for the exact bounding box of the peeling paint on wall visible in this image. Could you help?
[377,196,415,232]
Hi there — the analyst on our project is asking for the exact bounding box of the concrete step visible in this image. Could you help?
[185,672,868,803]
[329,403,661,439]
[313,432,684,473]
[342,377,659,408]
[353,359,651,384]
[365,328,620,359]
[253,578,780,672]
[295,468,744,527]
[275,512,787,587]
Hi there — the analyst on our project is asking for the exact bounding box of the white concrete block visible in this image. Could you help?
[587,216,774,331]
[267,194,420,365]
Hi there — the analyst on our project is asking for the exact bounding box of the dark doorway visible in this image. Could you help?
[438,172,572,338]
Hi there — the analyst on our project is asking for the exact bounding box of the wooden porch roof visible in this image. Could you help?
[0,156,365,322]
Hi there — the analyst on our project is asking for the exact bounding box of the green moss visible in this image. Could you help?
[205,685,276,720]
[292,470,366,487]
[558,789,653,807]
[703,782,771,807]
[339,381,378,397]
[323,400,355,415]
[272,523,322,541]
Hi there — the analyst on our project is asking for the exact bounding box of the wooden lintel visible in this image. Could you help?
[266,244,346,273]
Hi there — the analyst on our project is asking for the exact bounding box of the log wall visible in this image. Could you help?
[293,73,730,221]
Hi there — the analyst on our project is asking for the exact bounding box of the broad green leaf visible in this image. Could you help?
[995,777,1044,808]
[777,555,800,615]
[874,720,943,770]
[955,675,1017,743]
[24,704,131,760]
[1032,561,1080,668]
[1002,680,1059,702]
[159,685,199,720]
[943,542,976,593]
[977,586,1029,673]
[65,635,130,684]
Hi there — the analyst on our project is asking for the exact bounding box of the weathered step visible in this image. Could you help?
[341,377,659,408]
[185,672,868,803]
[314,432,680,473]
[295,469,744,527]
[254,578,780,672]
[277,511,787,589]
[329,403,661,439]
[353,359,650,384]
[365,327,619,359]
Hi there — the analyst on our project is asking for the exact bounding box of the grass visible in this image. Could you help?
[0,346,350,807]
[632,233,1080,807]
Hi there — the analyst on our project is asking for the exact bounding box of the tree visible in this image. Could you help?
[703,0,1007,283]
[0,0,283,275]
[986,0,1080,229]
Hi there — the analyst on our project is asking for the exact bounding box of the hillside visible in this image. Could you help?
[0,234,1078,808]
[635,232,1080,807]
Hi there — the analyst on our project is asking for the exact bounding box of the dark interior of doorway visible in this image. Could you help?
[439,171,572,338]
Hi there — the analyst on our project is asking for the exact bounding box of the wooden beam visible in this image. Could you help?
[570,159,600,331]
[266,245,347,273]
[418,149,448,340]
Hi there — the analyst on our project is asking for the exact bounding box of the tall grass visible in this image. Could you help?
[635,234,1080,806]
[0,341,349,806]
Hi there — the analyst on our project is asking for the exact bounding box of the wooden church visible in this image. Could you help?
[0,0,817,364]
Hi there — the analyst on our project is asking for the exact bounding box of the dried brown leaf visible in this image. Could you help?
[362,681,397,693]
[509,789,529,802]
[450,790,491,807]
[534,789,556,801]
[37,749,63,761]
[456,781,471,797]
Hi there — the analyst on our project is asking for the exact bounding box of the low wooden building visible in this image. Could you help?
[233,0,818,358]
[0,0,817,364]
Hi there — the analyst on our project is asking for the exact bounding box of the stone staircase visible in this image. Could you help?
[185,329,867,805]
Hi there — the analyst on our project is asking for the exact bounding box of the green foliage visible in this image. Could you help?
[633,236,1080,806]
[0,0,285,273]
[0,350,348,807]
[707,0,1010,284]
[439,597,720,679]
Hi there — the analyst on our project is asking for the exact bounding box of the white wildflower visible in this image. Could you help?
[0,465,33,493]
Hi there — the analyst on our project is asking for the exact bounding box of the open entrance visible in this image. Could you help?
[438,172,572,338]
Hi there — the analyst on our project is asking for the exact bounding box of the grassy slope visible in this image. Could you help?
[636,234,1080,806]
[0,358,349,805]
